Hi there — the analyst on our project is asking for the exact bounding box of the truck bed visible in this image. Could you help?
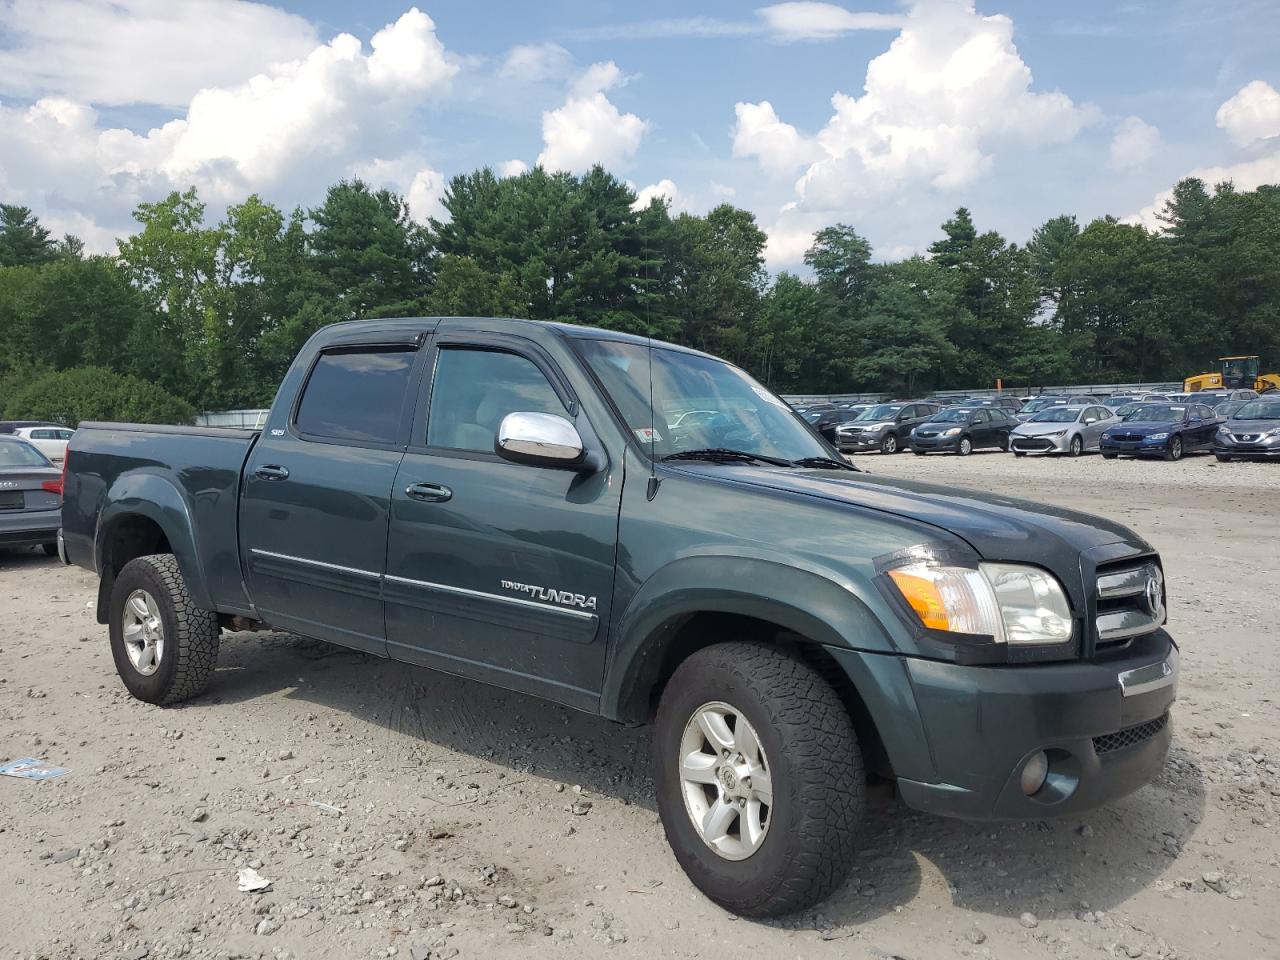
[62,421,260,618]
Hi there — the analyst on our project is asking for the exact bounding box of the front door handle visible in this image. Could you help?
[255,464,290,481]
[406,481,452,503]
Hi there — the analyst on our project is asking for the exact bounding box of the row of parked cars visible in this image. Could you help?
[795,389,1279,462]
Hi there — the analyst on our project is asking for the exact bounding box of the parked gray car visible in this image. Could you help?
[0,436,63,554]
[1010,404,1118,457]
[1214,397,1280,461]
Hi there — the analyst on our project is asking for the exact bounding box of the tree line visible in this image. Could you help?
[2,167,1278,423]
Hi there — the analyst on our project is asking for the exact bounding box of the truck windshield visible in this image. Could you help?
[577,339,830,462]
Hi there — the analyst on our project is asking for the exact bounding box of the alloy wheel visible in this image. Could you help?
[678,701,773,861]
[121,588,165,676]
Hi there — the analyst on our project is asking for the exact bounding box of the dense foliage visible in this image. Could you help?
[1,171,1278,418]
[2,367,195,427]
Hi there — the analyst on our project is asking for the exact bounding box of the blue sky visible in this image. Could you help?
[2,0,1279,265]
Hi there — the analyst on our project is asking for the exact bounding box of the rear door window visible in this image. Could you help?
[294,347,416,444]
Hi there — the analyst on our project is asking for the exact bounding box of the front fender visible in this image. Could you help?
[96,470,213,611]
[600,554,894,722]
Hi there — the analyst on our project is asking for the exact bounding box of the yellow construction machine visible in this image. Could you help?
[1184,356,1280,393]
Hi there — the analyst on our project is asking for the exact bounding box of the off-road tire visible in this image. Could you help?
[108,554,220,705]
[653,642,864,917]
[1164,436,1184,462]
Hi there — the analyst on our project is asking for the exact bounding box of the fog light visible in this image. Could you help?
[1020,751,1049,796]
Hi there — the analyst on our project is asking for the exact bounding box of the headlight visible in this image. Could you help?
[1216,425,1229,436]
[942,427,962,437]
[888,561,1073,645]
[1147,432,1169,441]
[1043,430,1066,438]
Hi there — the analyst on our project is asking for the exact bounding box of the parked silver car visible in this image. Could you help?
[1009,404,1118,456]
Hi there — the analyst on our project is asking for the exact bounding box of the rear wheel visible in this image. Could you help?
[653,642,863,917]
[957,436,973,456]
[1164,436,1184,462]
[1068,435,1083,457]
[880,433,898,455]
[108,554,221,705]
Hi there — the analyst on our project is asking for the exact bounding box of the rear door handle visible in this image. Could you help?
[254,464,290,481]
[406,481,452,503]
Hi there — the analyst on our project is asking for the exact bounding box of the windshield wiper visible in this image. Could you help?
[662,448,795,467]
[792,456,857,471]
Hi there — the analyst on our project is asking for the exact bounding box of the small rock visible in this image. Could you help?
[1077,824,1094,839]
[121,948,150,960]
[498,894,518,909]
[1019,911,1039,929]
[1202,870,1224,890]
[409,947,430,960]
[1120,945,1143,958]
[191,809,208,823]
[49,848,80,864]
[570,800,592,816]
[255,917,282,936]
[966,927,987,944]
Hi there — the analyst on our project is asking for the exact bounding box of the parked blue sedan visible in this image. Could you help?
[1100,402,1221,461]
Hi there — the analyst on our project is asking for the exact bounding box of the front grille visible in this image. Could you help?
[1234,434,1260,442]
[1094,558,1165,647]
[1109,433,1145,442]
[1093,713,1169,755]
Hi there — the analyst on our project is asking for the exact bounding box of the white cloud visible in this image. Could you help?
[757,2,905,40]
[1109,116,1161,171]
[0,8,457,249]
[499,42,572,83]
[763,225,816,269]
[1215,80,1280,147]
[631,178,681,211]
[537,62,649,173]
[734,0,1092,213]
[406,167,447,222]
[0,0,319,108]
[498,159,529,177]
[731,101,822,174]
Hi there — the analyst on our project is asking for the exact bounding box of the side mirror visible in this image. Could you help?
[496,412,588,469]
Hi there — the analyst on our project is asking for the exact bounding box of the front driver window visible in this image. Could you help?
[426,347,566,453]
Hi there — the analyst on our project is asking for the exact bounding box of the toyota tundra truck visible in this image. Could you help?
[61,317,1178,916]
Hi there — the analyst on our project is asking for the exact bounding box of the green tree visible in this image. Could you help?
[4,366,194,426]
[0,205,55,267]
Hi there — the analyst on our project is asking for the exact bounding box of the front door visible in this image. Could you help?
[383,336,622,710]
[240,340,422,655]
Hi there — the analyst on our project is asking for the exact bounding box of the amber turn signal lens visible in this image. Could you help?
[887,569,951,630]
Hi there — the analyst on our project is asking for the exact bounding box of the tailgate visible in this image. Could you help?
[0,470,60,512]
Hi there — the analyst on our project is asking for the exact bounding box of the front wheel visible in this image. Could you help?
[108,554,221,705]
[1068,435,1083,457]
[653,643,864,917]
[1164,436,1184,462]
[957,436,973,456]
[880,433,898,455]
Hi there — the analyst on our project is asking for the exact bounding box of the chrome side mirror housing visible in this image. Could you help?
[496,412,587,468]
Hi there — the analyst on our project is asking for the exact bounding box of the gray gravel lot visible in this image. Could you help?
[1,450,1277,959]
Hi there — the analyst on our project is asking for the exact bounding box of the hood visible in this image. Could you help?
[668,464,1146,563]
[1226,417,1280,433]
[914,421,963,434]
[1013,420,1076,436]
[844,420,890,431]
[1105,420,1180,436]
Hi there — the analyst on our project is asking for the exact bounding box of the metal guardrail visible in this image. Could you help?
[196,408,269,429]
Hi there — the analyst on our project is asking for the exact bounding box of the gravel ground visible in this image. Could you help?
[2,450,1278,960]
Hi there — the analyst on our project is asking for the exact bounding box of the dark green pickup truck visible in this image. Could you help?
[62,317,1178,916]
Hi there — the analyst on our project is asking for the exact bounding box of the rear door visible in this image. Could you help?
[383,332,622,710]
[239,337,423,655]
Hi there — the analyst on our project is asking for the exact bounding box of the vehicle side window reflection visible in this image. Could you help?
[426,348,566,453]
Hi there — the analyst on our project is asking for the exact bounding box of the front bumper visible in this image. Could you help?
[1215,436,1280,458]
[910,434,960,452]
[1100,437,1167,457]
[0,507,61,547]
[827,631,1177,820]
[1011,433,1068,454]
[837,433,887,452]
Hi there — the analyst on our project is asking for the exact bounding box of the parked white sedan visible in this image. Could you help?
[15,426,74,464]
[1009,404,1118,457]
